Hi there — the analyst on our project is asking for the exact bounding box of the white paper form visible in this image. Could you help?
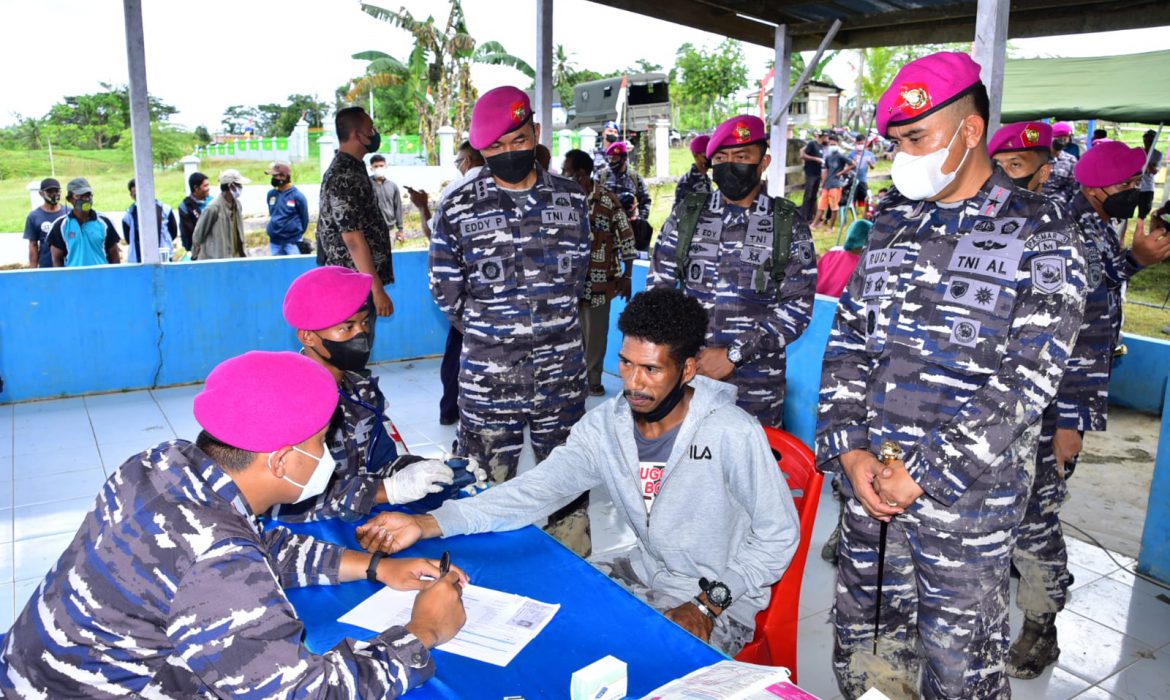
[337,584,559,667]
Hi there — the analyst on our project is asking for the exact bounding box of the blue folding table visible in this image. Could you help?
[283,514,725,698]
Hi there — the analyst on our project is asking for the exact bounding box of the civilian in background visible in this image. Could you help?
[812,135,848,229]
[122,178,178,263]
[178,172,213,254]
[370,154,406,245]
[265,162,310,256]
[23,177,69,268]
[47,178,120,267]
[191,170,249,260]
[799,130,828,222]
[1139,129,1164,219]
[316,106,395,316]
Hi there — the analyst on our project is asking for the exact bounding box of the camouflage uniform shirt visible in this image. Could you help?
[1041,149,1080,208]
[317,151,394,284]
[817,171,1087,532]
[648,190,817,425]
[270,371,410,523]
[0,441,432,698]
[429,165,591,391]
[583,184,636,307]
[605,167,652,220]
[674,164,712,203]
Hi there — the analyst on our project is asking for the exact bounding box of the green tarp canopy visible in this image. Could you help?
[1001,50,1170,124]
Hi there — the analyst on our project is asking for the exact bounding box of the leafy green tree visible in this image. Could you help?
[671,40,748,130]
[194,125,212,145]
[628,58,663,74]
[221,105,260,135]
[352,1,530,162]
[45,89,125,149]
[117,123,193,168]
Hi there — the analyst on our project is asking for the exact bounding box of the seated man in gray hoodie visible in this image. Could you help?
[356,288,800,655]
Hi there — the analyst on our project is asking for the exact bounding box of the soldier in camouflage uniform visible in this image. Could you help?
[674,134,713,202]
[429,86,592,555]
[1004,140,1170,677]
[269,266,486,524]
[1041,122,1080,207]
[0,351,467,698]
[817,53,1087,699]
[649,114,817,428]
[605,140,652,222]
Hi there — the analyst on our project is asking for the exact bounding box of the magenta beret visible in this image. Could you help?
[989,121,1053,156]
[605,141,630,156]
[706,115,767,159]
[876,52,983,136]
[1075,140,1146,188]
[1051,122,1074,138]
[470,86,532,151]
[194,351,339,453]
[689,135,710,156]
[283,266,372,331]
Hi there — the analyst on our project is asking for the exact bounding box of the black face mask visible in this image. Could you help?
[271,176,288,188]
[43,193,60,205]
[1102,187,1141,219]
[366,130,382,154]
[319,332,372,372]
[627,372,687,423]
[486,149,536,185]
[1052,140,1066,152]
[712,161,763,201]
[1009,167,1042,190]
[605,133,619,144]
[608,157,627,173]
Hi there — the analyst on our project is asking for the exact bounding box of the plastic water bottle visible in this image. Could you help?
[158,247,171,263]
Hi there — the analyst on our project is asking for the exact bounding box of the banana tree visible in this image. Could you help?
[353,1,531,162]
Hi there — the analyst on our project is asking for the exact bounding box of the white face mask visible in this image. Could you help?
[890,121,971,201]
[230,185,243,200]
[272,445,335,503]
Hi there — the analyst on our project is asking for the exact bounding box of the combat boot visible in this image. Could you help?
[820,523,840,564]
[1006,612,1060,679]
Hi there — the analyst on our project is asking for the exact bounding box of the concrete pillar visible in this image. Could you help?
[653,119,670,179]
[579,127,597,156]
[122,0,159,264]
[389,134,400,158]
[437,125,457,169]
[27,181,41,210]
[974,0,1009,136]
[769,25,793,198]
[534,0,553,148]
[290,118,309,162]
[318,134,338,179]
[557,129,574,158]
[180,155,200,195]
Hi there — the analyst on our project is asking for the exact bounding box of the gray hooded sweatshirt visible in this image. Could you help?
[432,375,800,627]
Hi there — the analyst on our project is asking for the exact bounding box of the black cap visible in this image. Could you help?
[39,178,60,191]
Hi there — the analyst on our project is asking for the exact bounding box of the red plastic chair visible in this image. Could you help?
[735,427,823,683]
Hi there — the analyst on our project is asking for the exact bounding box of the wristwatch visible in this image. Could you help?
[700,577,733,611]
[367,551,387,583]
[726,341,747,368]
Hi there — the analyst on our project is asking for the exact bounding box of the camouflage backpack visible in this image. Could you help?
[673,191,797,297]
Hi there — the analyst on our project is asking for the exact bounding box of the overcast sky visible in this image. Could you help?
[0,0,1166,131]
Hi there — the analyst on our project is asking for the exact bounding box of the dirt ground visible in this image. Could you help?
[1062,406,1161,559]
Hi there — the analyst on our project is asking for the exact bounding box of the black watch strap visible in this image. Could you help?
[367,551,387,583]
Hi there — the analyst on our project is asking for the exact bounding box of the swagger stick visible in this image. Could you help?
[873,440,903,654]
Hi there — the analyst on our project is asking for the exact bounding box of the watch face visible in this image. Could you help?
[708,582,732,608]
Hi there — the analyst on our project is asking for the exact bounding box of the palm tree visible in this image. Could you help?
[352,1,531,162]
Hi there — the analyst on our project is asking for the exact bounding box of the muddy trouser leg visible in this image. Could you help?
[456,398,526,485]
[1013,411,1071,615]
[834,497,1015,699]
[535,383,591,557]
[833,498,920,700]
[592,550,755,656]
[726,356,785,428]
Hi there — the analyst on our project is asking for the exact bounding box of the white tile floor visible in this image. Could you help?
[1,358,1169,699]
